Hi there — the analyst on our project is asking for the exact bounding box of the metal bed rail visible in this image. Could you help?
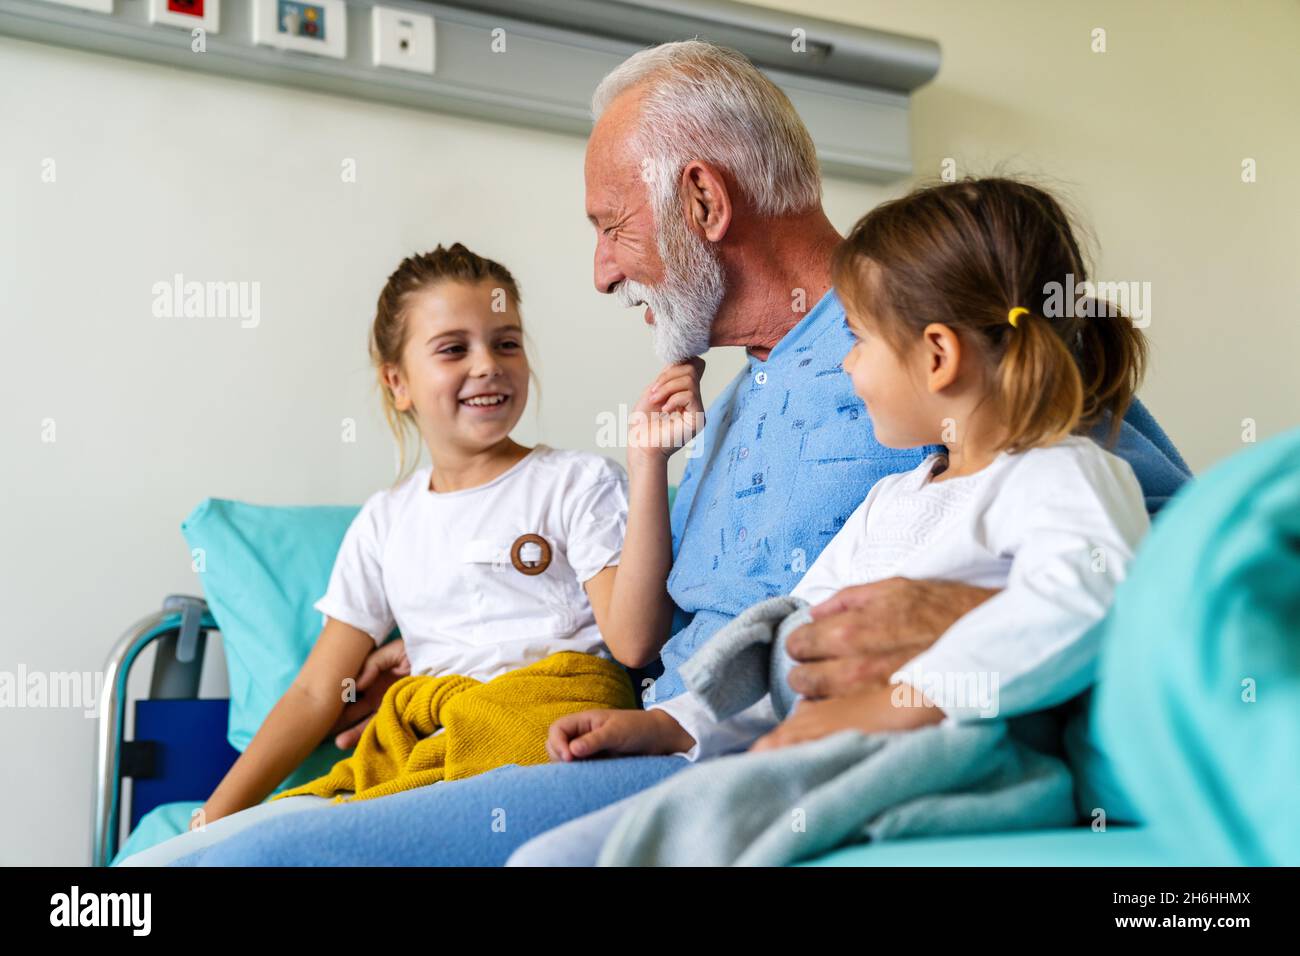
[92,595,217,867]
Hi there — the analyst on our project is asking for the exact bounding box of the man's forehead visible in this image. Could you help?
[585,142,644,222]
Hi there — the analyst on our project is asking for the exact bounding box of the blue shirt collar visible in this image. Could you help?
[746,287,845,369]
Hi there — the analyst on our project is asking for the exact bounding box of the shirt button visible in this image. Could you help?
[739,446,749,459]
[738,527,748,542]
[754,371,768,385]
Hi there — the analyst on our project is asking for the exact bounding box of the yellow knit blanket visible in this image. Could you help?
[272,651,635,804]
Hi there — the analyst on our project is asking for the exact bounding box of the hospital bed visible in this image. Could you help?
[91,592,1153,869]
[93,427,1300,866]
[93,592,1145,869]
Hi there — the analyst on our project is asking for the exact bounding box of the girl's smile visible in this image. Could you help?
[459,391,511,408]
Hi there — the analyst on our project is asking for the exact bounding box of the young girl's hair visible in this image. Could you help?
[371,243,523,478]
[832,177,1147,452]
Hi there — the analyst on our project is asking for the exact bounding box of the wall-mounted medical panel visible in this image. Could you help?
[0,0,941,182]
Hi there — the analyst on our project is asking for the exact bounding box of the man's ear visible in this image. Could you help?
[382,363,412,412]
[922,323,962,393]
[680,160,732,242]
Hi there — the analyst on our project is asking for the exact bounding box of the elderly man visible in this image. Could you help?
[175,41,1189,866]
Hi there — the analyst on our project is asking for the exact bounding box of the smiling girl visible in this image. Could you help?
[119,244,703,864]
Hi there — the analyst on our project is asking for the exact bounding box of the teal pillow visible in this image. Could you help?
[181,498,362,751]
[1094,428,1300,865]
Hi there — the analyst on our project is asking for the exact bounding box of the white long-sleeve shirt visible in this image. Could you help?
[650,435,1150,761]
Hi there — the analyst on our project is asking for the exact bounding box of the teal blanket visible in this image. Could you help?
[1095,428,1300,865]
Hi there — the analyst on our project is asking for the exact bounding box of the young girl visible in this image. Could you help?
[119,243,702,865]
[541,176,1151,784]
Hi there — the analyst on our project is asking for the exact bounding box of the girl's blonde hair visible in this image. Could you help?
[832,177,1147,453]
[371,243,522,479]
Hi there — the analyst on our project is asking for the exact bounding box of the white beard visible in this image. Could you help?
[618,214,725,363]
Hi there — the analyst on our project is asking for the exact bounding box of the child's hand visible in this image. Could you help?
[748,683,945,753]
[628,359,706,461]
[547,708,695,761]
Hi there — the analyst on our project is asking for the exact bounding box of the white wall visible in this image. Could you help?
[2,0,1296,865]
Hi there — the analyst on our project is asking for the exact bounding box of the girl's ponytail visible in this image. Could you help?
[1075,304,1148,445]
[994,309,1084,453]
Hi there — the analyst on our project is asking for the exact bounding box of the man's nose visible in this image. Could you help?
[593,238,624,295]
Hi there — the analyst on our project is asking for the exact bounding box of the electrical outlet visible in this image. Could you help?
[38,0,113,13]
[372,6,435,76]
[149,0,220,33]
[252,0,347,59]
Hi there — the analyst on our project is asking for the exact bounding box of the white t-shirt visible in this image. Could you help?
[653,435,1150,760]
[314,444,628,681]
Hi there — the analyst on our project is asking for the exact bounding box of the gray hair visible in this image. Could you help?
[592,40,822,220]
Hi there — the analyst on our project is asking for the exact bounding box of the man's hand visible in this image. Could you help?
[547,708,695,762]
[327,638,410,749]
[786,578,999,700]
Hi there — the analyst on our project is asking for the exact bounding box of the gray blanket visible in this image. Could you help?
[678,595,811,721]
[599,596,1077,866]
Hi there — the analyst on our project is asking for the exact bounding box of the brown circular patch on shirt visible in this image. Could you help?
[510,533,552,575]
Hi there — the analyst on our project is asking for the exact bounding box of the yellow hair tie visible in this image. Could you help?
[1007,307,1029,328]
